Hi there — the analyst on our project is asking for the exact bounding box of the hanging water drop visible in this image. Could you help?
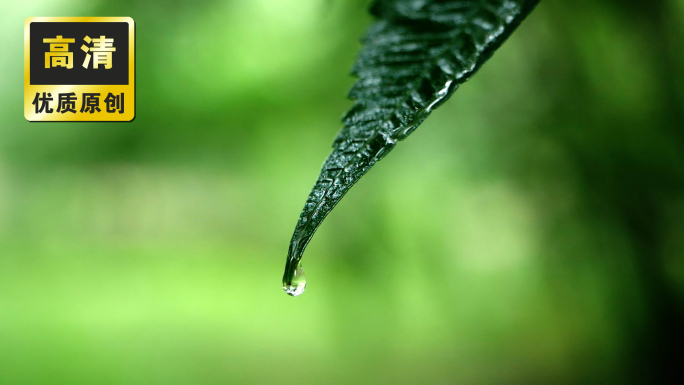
[282,263,306,297]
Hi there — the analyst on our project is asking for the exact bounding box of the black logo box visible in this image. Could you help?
[30,22,129,85]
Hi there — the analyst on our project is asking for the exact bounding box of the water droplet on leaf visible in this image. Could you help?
[283,263,306,297]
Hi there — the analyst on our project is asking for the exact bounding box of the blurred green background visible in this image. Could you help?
[1,0,683,383]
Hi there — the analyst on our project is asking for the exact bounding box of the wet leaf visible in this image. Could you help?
[283,0,540,293]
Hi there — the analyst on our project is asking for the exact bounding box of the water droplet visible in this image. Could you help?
[283,263,306,297]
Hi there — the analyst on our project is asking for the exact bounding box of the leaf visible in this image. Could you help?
[282,0,540,294]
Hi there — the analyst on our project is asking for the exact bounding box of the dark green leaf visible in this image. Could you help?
[283,0,540,294]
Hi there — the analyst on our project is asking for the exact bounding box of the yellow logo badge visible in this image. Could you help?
[24,17,135,122]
